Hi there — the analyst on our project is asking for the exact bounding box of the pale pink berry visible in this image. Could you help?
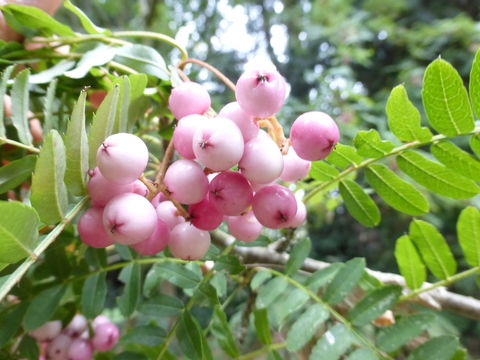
[87,167,132,207]
[279,146,311,182]
[219,102,259,142]
[239,132,283,184]
[79,208,115,248]
[252,184,297,228]
[227,210,262,242]
[132,218,170,255]
[47,334,72,360]
[235,67,286,118]
[92,315,110,328]
[67,338,93,360]
[286,197,307,228]
[188,198,223,231]
[151,192,167,208]
[173,114,208,159]
[132,179,149,197]
[92,322,120,352]
[164,160,208,204]
[96,133,149,184]
[169,82,211,119]
[29,320,62,342]
[192,117,244,171]
[64,314,87,338]
[290,111,340,161]
[249,181,275,192]
[208,171,253,215]
[103,193,158,245]
[156,201,186,229]
[169,223,211,260]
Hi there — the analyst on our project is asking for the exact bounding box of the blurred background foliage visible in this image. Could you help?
[52,0,480,353]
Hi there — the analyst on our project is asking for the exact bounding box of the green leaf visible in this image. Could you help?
[407,335,459,360]
[274,288,309,326]
[347,285,402,326]
[409,220,457,280]
[0,65,14,137]
[0,201,39,264]
[63,0,108,34]
[0,4,75,36]
[114,45,169,80]
[65,91,88,196]
[326,144,363,170]
[394,235,426,290]
[0,303,28,347]
[211,305,240,358]
[365,164,429,215]
[65,45,119,79]
[43,78,57,134]
[286,238,311,275]
[210,272,227,298]
[0,155,36,194]
[121,325,166,347]
[11,69,32,145]
[256,277,288,308]
[431,141,480,181]
[156,262,202,288]
[214,255,245,274]
[306,263,344,292]
[251,270,272,291]
[339,180,381,227]
[139,294,183,317]
[470,134,480,157]
[18,335,39,360]
[286,304,329,351]
[177,312,213,360]
[309,161,340,181]
[353,129,395,158]
[29,60,75,84]
[310,323,356,360]
[23,284,66,331]
[457,206,480,267]
[88,85,120,167]
[30,130,68,225]
[117,263,141,316]
[422,58,474,136]
[325,258,365,305]
[469,48,480,118]
[397,151,480,199]
[113,76,131,133]
[386,84,432,142]
[377,313,435,352]
[81,272,106,318]
[346,349,378,360]
[254,308,272,345]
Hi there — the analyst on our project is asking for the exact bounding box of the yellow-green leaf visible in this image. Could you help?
[339,180,380,227]
[457,206,480,267]
[394,235,426,290]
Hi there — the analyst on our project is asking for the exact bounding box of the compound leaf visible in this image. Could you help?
[339,180,380,227]
[431,141,480,181]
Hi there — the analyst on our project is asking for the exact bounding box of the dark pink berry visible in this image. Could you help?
[252,184,297,229]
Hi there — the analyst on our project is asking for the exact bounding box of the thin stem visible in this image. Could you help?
[113,31,188,60]
[0,197,89,302]
[30,34,128,46]
[155,139,175,185]
[304,126,480,203]
[400,266,480,302]
[0,137,40,153]
[177,58,236,92]
[236,342,287,360]
[139,175,157,195]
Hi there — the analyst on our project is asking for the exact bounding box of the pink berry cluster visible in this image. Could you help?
[78,66,339,260]
[28,314,119,360]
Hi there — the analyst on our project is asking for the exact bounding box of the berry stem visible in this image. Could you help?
[256,116,289,154]
[138,175,157,195]
[156,183,190,219]
[177,58,236,92]
[155,139,176,185]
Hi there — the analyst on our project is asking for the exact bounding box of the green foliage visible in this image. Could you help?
[394,235,426,290]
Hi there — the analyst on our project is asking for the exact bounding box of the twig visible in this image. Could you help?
[177,58,236,92]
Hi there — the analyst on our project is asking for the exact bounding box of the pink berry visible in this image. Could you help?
[286,197,307,228]
[103,193,157,245]
[132,218,170,255]
[164,160,208,204]
[219,102,259,142]
[132,179,149,197]
[188,198,223,231]
[29,320,62,342]
[92,322,120,352]
[173,114,208,159]
[235,67,286,118]
[67,338,93,360]
[78,208,115,248]
[87,167,132,207]
[92,315,110,328]
[208,171,253,215]
[192,117,244,171]
[156,201,186,229]
[279,146,311,182]
[252,184,297,228]
[168,82,211,119]
[47,334,72,360]
[151,192,167,208]
[169,223,211,260]
[290,111,340,161]
[64,314,87,338]
[239,132,283,184]
[96,133,149,184]
[227,210,262,242]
